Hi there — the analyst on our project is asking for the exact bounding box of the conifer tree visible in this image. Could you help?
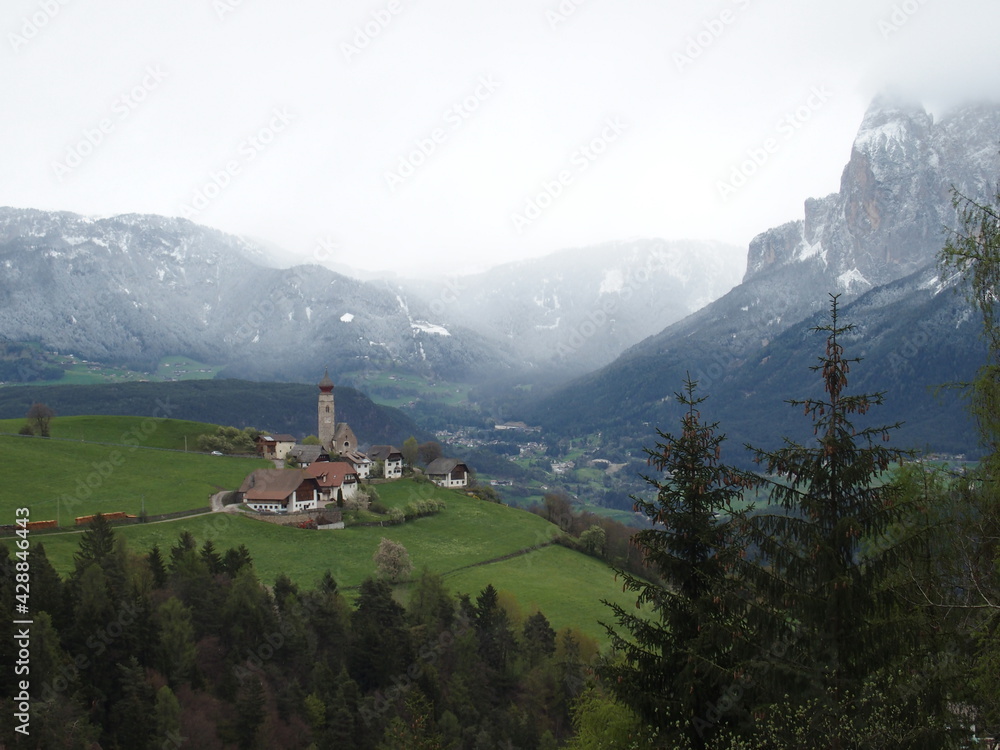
[474,584,516,675]
[30,543,67,626]
[745,294,923,746]
[147,544,168,589]
[601,377,753,748]
[74,513,116,573]
[168,530,197,571]
[155,598,198,686]
[200,539,223,575]
[234,676,266,750]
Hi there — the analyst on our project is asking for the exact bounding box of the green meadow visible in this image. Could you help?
[0,416,642,645]
[0,416,270,525]
[15,476,639,645]
[0,414,221,449]
[21,354,225,387]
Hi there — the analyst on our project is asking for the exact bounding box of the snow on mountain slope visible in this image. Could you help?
[401,238,746,375]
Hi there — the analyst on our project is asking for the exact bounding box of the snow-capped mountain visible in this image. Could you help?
[526,97,1000,456]
[0,210,744,385]
[0,208,513,381]
[745,96,1000,294]
[401,238,745,375]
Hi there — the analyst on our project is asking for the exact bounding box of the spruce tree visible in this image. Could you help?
[601,377,753,748]
[147,544,168,589]
[745,294,920,746]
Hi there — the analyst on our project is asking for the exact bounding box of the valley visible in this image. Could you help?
[2,94,1000,747]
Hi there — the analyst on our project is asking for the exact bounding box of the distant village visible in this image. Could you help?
[235,370,471,516]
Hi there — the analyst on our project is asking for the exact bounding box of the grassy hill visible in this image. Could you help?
[14,477,640,645]
[0,378,429,446]
[0,417,642,644]
[0,416,271,526]
[0,414,220,449]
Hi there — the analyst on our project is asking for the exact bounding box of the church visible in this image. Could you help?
[317,368,357,455]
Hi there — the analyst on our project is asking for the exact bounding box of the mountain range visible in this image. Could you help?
[2,95,998,460]
[400,239,744,377]
[525,97,1000,459]
[0,211,740,385]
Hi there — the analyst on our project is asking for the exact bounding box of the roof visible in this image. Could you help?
[342,450,372,465]
[239,469,314,501]
[287,445,327,463]
[333,423,356,441]
[426,458,468,476]
[259,433,296,443]
[318,368,335,392]
[369,445,402,461]
[305,461,359,488]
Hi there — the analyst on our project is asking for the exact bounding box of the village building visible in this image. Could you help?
[285,444,330,467]
[255,434,297,461]
[305,460,360,504]
[425,458,471,488]
[317,369,359,455]
[237,371,456,522]
[238,468,321,513]
[342,449,373,479]
[369,445,404,479]
[332,423,358,455]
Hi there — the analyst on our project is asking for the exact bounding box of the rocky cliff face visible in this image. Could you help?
[527,97,1000,454]
[744,98,1000,291]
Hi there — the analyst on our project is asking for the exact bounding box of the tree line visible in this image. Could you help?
[0,517,598,749]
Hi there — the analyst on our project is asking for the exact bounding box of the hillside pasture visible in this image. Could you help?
[0,416,270,526]
[0,414,221,450]
[18,481,635,643]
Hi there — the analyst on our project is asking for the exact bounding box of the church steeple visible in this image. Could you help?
[318,368,335,449]
[318,368,334,393]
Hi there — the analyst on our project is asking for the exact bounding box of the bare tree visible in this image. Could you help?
[26,402,55,437]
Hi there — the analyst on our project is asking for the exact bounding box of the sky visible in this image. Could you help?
[3,0,1000,277]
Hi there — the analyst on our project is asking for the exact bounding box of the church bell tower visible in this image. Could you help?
[318,368,335,450]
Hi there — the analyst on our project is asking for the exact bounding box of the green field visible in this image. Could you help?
[14,354,224,387]
[0,416,642,645]
[442,544,635,641]
[0,416,270,526]
[0,414,221,449]
[347,369,472,408]
[15,479,639,644]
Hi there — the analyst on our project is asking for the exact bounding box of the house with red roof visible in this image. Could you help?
[305,460,360,505]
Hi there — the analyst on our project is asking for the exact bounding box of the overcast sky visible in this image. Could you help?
[3,0,999,276]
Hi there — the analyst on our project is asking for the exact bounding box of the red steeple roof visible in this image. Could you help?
[318,368,334,393]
